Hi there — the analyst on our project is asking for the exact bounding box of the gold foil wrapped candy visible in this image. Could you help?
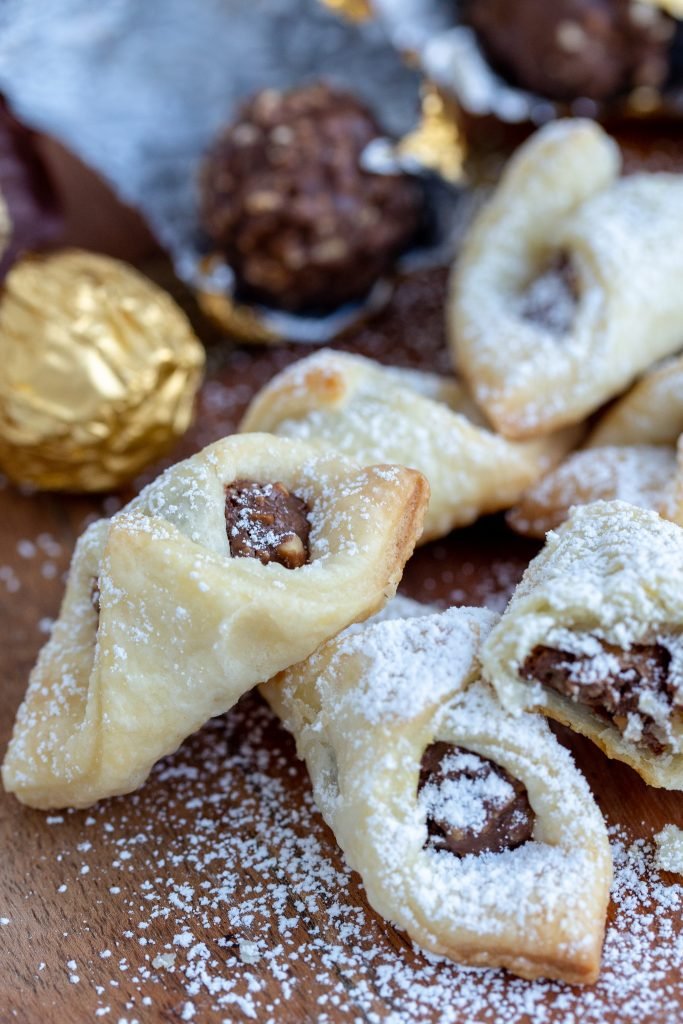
[0,249,205,491]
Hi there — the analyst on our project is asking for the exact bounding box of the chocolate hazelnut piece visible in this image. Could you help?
[418,741,534,857]
[199,81,424,313]
[522,640,675,753]
[225,479,311,569]
[463,0,674,103]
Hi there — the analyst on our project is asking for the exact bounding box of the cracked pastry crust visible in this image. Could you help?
[262,605,611,984]
[240,350,578,543]
[2,433,428,809]
[449,119,683,439]
[483,501,683,789]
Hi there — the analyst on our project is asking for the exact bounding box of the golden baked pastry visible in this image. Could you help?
[263,605,611,984]
[450,119,683,439]
[588,353,683,448]
[508,353,683,537]
[2,433,428,809]
[240,349,577,543]
[507,444,679,539]
[483,501,683,789]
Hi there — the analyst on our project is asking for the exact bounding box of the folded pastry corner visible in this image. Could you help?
[2,433,429,809]
[484,500,683,789]
[241,349,578,543]
[262,605,611,984]
[450,118,683,439]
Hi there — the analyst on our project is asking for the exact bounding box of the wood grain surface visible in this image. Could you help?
[1,175,683,1023]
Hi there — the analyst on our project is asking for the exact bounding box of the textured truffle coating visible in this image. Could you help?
[464,0,674,102]
[199,81,423,312]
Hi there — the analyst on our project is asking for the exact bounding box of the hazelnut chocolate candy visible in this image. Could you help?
[522,641,676,755]
[464,0,674,103]
[518,251,579,335]
[199,81,423,313]
[0,250,205,492]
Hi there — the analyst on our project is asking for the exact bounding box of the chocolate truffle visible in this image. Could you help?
[199,81,424,313]
[464,0,675,103]
[0,97,62,279]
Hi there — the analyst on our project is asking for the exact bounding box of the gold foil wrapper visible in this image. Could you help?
[195,255,279,345]
[0,249,205,492]
[318,0,371,21]
[398,87,466,185]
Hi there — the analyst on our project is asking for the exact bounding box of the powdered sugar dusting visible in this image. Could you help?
[317,606,496,725]
[508,446,677,538]
[654,825,683,876]
[418,748,516,837]
[10,699,682,1022]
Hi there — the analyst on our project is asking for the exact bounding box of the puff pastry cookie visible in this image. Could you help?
[2,433,428,809]
[450,119,683,438]
[507,444,679,538]
[240,350,578,543]
[588,353,683,449]
[483,501,683,789]
[263,605,611,984]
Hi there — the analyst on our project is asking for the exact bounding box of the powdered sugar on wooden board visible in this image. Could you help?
[4,699,681,1023]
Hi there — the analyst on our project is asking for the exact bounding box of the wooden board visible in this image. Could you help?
[1,222,683,1021]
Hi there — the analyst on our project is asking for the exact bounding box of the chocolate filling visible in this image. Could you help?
[519,252,579,334]
[418,741,534,857]
[522,641,678,753]
[225,479,311,569]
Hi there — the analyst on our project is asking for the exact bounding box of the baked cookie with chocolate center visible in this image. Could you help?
[241,349,579,544]
[483,500,683,789]
[262,605,611,984]
[2,433,428,809]
[450,119,683,439]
